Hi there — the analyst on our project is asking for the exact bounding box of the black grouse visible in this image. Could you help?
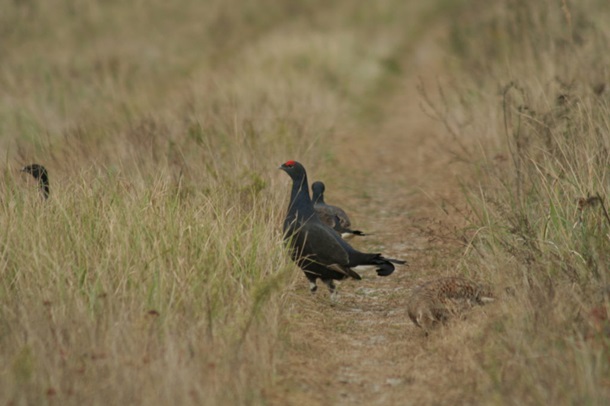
[312,181,365,238]
[279,160,405,298]
[21,164,49,200]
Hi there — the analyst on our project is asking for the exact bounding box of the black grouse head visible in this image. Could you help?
[278,160,306,180]
[21,164,48,180]
[311,181,325,202]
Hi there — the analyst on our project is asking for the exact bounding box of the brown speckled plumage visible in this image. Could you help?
[407,276,494,333]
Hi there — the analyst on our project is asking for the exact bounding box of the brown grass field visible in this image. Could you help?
[1,0,610,404]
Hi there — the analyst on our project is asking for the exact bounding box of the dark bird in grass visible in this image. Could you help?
[21,164,49,200]
[279,160,405,299]
[311,181,366,238]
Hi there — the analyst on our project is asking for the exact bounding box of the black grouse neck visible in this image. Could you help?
[288,172,315,220]
[311,182,326,204]
[313,190,325,204]
[39,172,49,199]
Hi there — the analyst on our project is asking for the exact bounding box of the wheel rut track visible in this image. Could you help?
[270,15,484,406]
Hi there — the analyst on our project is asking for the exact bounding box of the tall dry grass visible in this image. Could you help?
[438,0,610,403]
[0,0,423,404]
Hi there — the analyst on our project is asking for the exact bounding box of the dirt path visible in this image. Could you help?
[270,17,483,406]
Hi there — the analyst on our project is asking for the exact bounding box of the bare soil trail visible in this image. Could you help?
[270,15,490,406]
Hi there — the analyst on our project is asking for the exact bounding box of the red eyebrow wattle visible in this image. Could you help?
[285,160,296,166]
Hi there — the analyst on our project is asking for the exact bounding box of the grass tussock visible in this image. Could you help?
[0,0,424,404]
[438,0,610,403]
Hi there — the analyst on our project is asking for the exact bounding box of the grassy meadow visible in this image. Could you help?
[0,0,427,404]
